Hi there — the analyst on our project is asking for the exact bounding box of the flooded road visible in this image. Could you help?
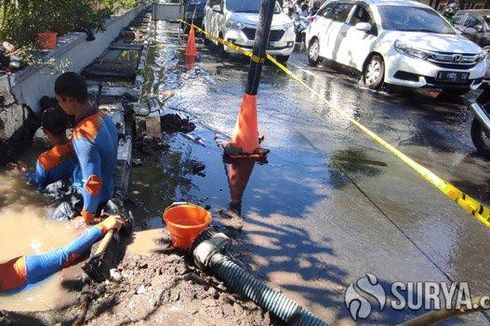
[0,171,82,311]
[131,22,490,325]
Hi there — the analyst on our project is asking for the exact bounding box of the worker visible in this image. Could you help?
[10,107,75,189]
[55,72,118,224]
[0,215,124,292]
[442,1,460,26]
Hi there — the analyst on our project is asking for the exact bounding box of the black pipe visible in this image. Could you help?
[245,0,276,95]
[208,253,327,326]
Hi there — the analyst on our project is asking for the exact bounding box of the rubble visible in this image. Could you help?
[160,113,196,134]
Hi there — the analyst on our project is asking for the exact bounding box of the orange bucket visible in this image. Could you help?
[36,31,58,50]
[163,202,212,250]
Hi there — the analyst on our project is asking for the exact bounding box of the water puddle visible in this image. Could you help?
[0,171,82,311]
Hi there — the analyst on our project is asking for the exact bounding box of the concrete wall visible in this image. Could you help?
[7,4,147,114]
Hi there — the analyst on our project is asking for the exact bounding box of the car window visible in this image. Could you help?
[378,5,455,34]
[226,0,281,14]
[454,14,466,26]
[317,2,336,18]
[332,3,354,22]
[350,6,373,25]
[464,15,478,28]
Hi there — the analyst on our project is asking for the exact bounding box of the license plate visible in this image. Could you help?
[436,71,469,83]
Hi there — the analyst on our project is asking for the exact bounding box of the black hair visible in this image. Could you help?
[54,72,89,103]
[41,107,69,135]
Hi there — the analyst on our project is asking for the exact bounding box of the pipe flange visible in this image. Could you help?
[193,232,231,270]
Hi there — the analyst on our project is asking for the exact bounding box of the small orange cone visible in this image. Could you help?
[185,25,197,57]
[184,54,196,70]
[230,94,259,154]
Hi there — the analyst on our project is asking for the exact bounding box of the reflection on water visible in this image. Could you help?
[0,171,81,311]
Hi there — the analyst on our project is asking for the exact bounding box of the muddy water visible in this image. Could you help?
[0,171,82,311]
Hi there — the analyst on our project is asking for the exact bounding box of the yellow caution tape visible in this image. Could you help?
[180,21,490,229]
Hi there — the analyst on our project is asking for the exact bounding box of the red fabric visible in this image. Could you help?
[0,256,26,291]
[38,143,74,171]
[81,210,95,224]
[85,175,103,196]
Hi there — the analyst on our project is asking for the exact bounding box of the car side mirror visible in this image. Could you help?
[475,24,484,33]
[212,4,222,13]
[355,22,371,33]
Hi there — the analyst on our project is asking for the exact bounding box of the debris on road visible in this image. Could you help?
[160,113,196,134]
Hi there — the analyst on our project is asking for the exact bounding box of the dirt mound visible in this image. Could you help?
[83,251,271,325]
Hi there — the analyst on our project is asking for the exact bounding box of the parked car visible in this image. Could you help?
[455,10,490,51]
[182,0,207,33]
[305,0,487,94]
[203,0,296,62]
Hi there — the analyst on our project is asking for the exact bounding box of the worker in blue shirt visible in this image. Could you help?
[55,72,118,224]
[18,107,76,189]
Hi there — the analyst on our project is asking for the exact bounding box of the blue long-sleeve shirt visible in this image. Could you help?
[72,111,118,222]
[24,143,75,189]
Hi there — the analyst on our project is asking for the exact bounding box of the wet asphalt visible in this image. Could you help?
[132,21,490,325]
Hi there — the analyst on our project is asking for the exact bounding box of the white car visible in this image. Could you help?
[203,0,296,61]
[305,0,487,94]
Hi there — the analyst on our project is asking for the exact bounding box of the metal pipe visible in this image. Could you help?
[245,0,276,95]
[469,102,490,134]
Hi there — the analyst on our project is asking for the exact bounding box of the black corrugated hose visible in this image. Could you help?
[208,252,327,326]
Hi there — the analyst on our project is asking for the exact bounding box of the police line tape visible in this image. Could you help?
[179,20,490,229]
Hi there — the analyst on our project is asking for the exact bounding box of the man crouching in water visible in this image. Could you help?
[55,72,118,224]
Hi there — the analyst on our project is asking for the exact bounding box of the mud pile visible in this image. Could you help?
[82,250,271,325]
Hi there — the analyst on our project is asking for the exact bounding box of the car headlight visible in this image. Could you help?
[225,20,243,30]
[479,50,488,62]
[394,40,430,59]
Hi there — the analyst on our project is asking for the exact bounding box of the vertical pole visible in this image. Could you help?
[245,0,277,95]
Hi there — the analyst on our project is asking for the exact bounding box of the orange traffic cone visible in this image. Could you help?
[230,94,259,154]
[185,25,197,57]
[185,54,196,70]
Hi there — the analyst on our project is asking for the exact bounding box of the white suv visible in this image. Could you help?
[203,0,296,62]
[305,0,487,94]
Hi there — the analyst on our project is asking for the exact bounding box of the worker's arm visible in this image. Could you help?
[25,217,121,285]
[24,160,48,189]
[73,136,103,224]
[0,216,123,292]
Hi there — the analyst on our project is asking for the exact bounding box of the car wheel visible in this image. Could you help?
[217,33,228,58]
[307,38,320,67]
[471,118,490,159]
[276,55,289,63]
[363,54,385,89]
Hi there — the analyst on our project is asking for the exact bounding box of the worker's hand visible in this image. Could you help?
[101,215,125,232]
[7,161,28,174]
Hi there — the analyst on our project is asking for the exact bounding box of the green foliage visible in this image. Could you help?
[0,0,142,47]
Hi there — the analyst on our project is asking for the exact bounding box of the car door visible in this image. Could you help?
[309,2,336,58]
[326,2,355,64]
[342,4,378,70]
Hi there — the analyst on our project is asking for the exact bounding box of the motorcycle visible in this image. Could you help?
[469,87,490,159]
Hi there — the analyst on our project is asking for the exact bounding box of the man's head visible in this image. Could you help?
[444,2,460,16]
[41,107,69,144]
[55,72,89,116]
